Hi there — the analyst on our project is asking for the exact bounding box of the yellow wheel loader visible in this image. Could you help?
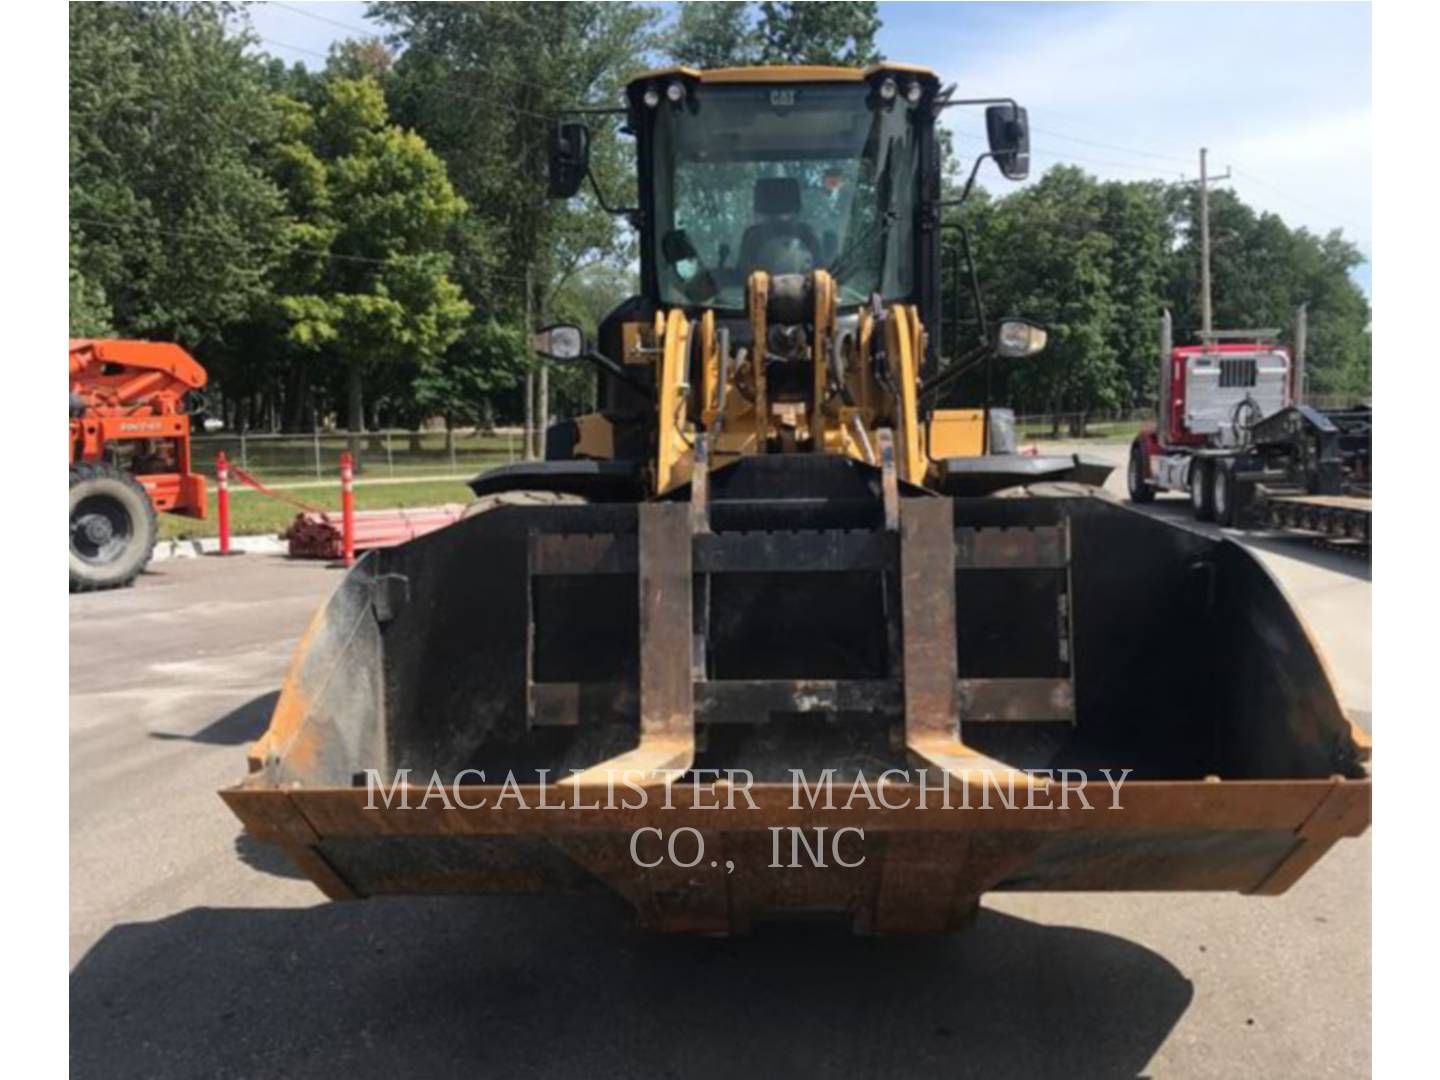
[223,65,1369,934]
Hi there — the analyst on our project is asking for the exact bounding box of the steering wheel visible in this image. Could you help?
[746,221,820,275]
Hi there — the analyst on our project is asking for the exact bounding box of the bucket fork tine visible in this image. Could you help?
[899,496,1045,790]
[565,501,696,789]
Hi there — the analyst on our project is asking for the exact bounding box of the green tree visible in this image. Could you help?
[274,77,471,442]
[69,3,289,350]
[667,2,760,68]
[971,167,1123,427]
[758,1,881,65]
[1165,186,1370,398]
[69,222,112,338]
[1099,180,1170,409]
[372,1,657,431]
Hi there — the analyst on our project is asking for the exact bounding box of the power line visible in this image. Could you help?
[1022,104,1196,160]
[1029,125,1191,166]
[1230,166,1367,238]
[263,3,1366,239]
[262,2,615,110]
[71,213,532,286]
[253,33,559,122]
[267,0,375,35]
[954,125,1364,237]
[265,2,545,97]
[950,130,1185,180]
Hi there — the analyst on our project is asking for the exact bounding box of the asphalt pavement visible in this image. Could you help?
[69,457,1370,1078]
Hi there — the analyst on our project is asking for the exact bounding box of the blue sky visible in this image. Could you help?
[249,1,1371,292]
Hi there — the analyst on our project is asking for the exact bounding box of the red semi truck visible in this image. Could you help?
[1127,312,1371,542]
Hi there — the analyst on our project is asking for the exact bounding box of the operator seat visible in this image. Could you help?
[738,177,820,276]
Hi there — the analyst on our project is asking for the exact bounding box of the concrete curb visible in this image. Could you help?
[151,534,288,561]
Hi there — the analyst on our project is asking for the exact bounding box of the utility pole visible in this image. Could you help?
[1199,148,1211,338]
[537,284,550,459]
[1193,148,1232,342]
[523,263,535,461]
[1294,302,1309,405]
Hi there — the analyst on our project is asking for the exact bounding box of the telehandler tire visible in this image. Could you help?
[70,462,157,592]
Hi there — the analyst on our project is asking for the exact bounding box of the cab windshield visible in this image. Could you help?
[651,82,920,310]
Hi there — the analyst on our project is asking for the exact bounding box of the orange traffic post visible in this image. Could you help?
[215,451,232,555]
[340,450,356,567]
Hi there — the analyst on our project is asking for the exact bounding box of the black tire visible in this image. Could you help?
[1189,459,1214,521]
[1127,442,1156,503]
[461,489,588,520]
[1212,459,1237,527]
[70,462,157,592]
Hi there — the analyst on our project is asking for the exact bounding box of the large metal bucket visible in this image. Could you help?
[222,457,1369,933]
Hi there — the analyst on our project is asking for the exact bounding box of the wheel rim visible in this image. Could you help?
[1129,452,1142,492]
[71,494,134,564]
[1191,467,1203,508]
[1214,468,1228,518]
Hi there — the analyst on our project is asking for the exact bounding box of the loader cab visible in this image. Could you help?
[629,66,944,347]
[539,64,1041,484]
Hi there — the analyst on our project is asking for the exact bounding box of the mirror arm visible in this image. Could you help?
[585,168,643,228]
[938,218,990,346]
[934,96,1020,114]
[957,219,989,342]
[919,341,992,401]
[937,153,993,212]
[583,348,657,403]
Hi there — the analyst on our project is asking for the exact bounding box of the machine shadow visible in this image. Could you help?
[149,690,279,746]
[231,830,305,880]
[71,898,1191,1079]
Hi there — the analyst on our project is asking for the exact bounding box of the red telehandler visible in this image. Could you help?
[69,339,213,591]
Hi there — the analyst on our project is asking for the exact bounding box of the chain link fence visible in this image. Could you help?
[1013,394,1369,442]
[1011,409,1152,441]
[190,428,525,484]
[196,397,1369,482]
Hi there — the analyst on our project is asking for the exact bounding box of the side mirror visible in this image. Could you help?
[995,319,1048,359]
[985,104,1030,181]
[547,123,590,199]
[532,323,586,362]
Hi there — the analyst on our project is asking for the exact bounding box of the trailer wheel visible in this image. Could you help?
[1212,460,1240,526]
[1127,442,1156,503]
[1189,460,1214,521]
[70,462,157,592]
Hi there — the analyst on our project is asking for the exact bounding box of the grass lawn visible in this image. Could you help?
[1017,419,1145,444]
[158,478,476,541]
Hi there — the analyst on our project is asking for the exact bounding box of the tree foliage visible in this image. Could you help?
[666,2,882,69]
[758,1,882,65]
[69,2,288,347]
[273,76,471,431]
[69,2,1370,436]
[944,165,1371,418]
[667,2,760,69]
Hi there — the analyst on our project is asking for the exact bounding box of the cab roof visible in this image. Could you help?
[629,63,939,88]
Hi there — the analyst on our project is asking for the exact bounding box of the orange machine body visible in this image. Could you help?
[69,339,209,518]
